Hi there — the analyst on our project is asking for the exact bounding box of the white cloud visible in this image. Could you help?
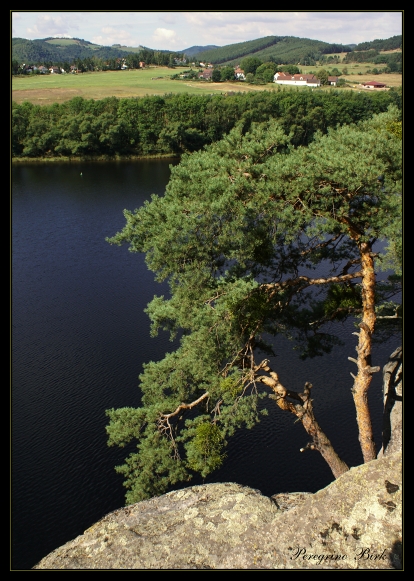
[26,14,73,38]
[185,12,228,23]
[159,14,177,24]
[11,11,402,48]
[11,12,22,37]
[92,26,139,47]
[182,11,402,46]
[151,28,185,49]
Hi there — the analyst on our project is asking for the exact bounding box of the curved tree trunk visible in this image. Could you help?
[255,361,349,479]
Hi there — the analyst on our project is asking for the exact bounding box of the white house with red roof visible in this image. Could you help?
[360,80,388,89]
[273,72,320,87]
[234,67,245,80]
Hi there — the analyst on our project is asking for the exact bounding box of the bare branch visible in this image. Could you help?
[376,313,401,320]
[261,270,363,298]
[341,257,361,275]
[160,392,210,420]
[157,392,211,460]
[309,306,362,326]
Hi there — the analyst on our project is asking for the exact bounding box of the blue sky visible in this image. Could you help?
[11,11,403,52]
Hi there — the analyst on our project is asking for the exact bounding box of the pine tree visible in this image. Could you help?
[106,107,402,504]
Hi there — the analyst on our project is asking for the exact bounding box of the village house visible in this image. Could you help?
[274,72,321,87]
[328,76,339,86]
[360,80,387,89]
[198,69,213,80]
[234,67,245,80]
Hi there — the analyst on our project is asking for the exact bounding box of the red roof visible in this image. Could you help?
[363,81,386,86]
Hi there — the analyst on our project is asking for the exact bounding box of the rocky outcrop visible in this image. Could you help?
[34,450,402,570]
[34,348,402,570]
[378,346,402,458]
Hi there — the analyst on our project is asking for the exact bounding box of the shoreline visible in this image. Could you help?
[11,153,181,164]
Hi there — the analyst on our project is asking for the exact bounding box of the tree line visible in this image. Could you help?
[343,49,402,72]
[12,88,401,159]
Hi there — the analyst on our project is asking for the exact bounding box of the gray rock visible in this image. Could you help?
[271,492,312,512]
[378,346,402,457]
[34,450,402,570]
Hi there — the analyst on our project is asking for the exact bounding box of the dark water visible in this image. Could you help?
[11,160,400,570]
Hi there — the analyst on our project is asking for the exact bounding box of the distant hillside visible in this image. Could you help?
[194,34,402,68]
[111,44,175,54]
[12,34,402,68]
[182,45,221,57]
[355,35,402,52]
[111,44,145,53]
[12,37,132,63]
[195,36,331,65]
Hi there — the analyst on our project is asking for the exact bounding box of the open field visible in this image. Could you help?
[12,68,246,105]
[341,73,402,87]
[12,66,402,106]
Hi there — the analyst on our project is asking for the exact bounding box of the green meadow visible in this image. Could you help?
[12,64,401,107]
[12,67,251,105]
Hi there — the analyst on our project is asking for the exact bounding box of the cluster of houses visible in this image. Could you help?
[20,58,146,74]
[21,64,85,74]
[196,67,339,86]
[196,66,388,89]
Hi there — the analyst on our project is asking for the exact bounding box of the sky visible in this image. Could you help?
[11,11,403,52]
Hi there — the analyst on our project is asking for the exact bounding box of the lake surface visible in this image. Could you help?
[11,160,400,570]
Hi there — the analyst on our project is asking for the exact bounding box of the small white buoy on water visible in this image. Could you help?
[80,172,83,176]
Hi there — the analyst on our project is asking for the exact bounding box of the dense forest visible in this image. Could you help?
[12,88,401,159]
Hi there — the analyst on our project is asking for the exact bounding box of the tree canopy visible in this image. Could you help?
[106,106,401,504]
[12,90,400,159]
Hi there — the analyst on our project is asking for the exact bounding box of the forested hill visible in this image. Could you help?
[191,34,401,67]
[12,37,133,63]
[194,36,330,65]
[12,34,402,68]
[354,35,402,51]
[181,45,221,57]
